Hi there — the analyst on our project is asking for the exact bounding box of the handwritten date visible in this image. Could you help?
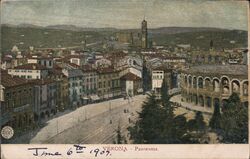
[28,145,111,157]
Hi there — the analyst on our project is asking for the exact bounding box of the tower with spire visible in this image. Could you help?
[141,17,148,49]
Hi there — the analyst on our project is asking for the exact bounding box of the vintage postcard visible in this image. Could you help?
[0,0,249,158]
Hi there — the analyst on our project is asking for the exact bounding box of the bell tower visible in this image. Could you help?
[141,18,148,49]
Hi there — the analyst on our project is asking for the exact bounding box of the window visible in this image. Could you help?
[49,61,52,66]
[37,76,39,79]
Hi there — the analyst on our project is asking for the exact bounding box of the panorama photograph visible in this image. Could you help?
[0,0,248,144]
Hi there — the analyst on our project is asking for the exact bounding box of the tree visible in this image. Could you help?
[142,60,151,92]
[187,111,206,132]
[209,101,221,129]
[220,93,248,143]
[160,78,191,143]
[128,93,162,143]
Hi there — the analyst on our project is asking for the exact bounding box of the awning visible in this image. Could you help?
[90,95,100,101]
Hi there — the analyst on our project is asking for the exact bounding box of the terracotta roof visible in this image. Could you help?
[28,56,53,60]
[14,63,47,70]
[1,73,29,88]
[121,72,141,81]
[48,68,63,75]
[68,63,80,68]
[2,57,12,62]
[81,64,96,72]
[53,64,63,70]
[28,79,55,85]
[152,65,172,72]
[67,55,85,59]
[96,66,118,74]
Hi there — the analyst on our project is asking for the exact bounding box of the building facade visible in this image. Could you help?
[81,65,98,104]
[1,73,34,130]
[97,67,121,100]
[31,79,57,122]
[8,63,48,79]
[180,65,248,111]
[62,68,84,108]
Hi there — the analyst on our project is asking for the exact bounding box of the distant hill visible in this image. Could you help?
[151,29,247,50]
[148,27,229,34]
[1,24,247,53]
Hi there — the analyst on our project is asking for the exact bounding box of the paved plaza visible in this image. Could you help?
[26,95,146,144]
[8,93,214,144]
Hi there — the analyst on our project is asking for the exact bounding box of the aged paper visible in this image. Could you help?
[0,0,249,158]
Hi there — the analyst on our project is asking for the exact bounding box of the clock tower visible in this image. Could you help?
[141,18,148,49]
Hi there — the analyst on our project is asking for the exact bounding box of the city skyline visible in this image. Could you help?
[1,0,248,30]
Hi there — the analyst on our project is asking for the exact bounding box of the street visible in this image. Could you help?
[29,95,146,144]
[10,93,213,144]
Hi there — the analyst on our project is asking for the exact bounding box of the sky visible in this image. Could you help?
[1,0,249,30]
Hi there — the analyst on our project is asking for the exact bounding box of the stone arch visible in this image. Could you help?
[192,76,197,88]
[221,76,230,93]
[199,95,204,106]
[205,96,212,107]
[184,74,188,85]
[188,75,192,87]
[221,76,230,85]
[192,94,198,104]
[197,76,204,88]
[231,79,240,93]
[204,77,212,88]
[212,78,220,92]
[242,80,248,96]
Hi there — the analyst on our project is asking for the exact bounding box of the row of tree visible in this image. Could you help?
[127,78,208,144]
[209,92,248,143]
[124,77,248,144]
